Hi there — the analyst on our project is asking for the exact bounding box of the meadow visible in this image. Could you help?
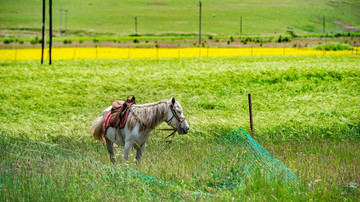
[1,55,360,200]
[1,0,359,36]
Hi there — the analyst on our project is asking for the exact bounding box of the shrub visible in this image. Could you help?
[208,35,213,40]
[287,30,297,37]
[230,36,234,42]
[278,35,291,43]
[63,39,72,44]
[30,37,39,45]
[93,38,99,43]
[79,40,83,44]
[3,39,11,44]
[283,37,291,42]
[19,40,24,44]
[133,39,139,43]
[314,43,353,51]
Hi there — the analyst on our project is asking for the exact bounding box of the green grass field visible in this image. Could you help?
[1,0,359,36]
[1,55,359,200]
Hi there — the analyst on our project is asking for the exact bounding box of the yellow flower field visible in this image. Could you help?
[0,47,358,61]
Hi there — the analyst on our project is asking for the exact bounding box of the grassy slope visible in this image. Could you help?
[1,56,360,200]
[0,0,359,36]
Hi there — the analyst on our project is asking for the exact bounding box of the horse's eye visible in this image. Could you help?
[177,109,182,114]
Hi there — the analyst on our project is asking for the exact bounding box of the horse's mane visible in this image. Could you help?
[127,100,182,133]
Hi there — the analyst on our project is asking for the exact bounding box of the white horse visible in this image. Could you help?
[90,97,189,163]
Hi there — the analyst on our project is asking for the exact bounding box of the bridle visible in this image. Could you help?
[158,103,186,143]
[167,103,186,128]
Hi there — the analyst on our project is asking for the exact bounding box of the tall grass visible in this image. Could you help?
[1,55,359,200]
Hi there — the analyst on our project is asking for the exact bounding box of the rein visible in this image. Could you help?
[145,102,186,167]
[157,103,186,144]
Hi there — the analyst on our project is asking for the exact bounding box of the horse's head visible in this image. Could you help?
[166,97,190,135]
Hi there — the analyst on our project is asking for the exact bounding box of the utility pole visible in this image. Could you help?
[41,0,45,64]
[65,9,68,36]
[199,1,202,45]
[240,16,242,35]
[59,9,62,35]
[49,0,52,65]
[323,16,325,34]
[135,16,138,35]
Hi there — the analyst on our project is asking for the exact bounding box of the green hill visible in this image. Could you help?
[0,0,359,37]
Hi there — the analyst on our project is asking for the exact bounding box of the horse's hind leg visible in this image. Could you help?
[105,136,115,163]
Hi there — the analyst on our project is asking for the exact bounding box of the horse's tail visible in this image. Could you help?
[90,116,105,142]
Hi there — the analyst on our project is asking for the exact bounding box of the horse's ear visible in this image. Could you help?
[171,96,176,105]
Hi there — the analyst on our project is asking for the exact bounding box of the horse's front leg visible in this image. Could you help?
[135,143,146,164]
[105,136,115,163]
[123,140,134,163]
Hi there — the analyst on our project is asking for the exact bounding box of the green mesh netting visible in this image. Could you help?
[0,130,200,201]
[0,128,298,200]
[194,128,299,189]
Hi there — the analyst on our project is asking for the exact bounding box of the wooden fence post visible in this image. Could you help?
[248,93,254,138]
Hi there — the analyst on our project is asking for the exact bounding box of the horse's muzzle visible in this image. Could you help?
[178,126,189,135]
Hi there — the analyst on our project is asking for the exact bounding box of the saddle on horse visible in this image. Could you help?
[110,95,136,128]
[102,95,136,135]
